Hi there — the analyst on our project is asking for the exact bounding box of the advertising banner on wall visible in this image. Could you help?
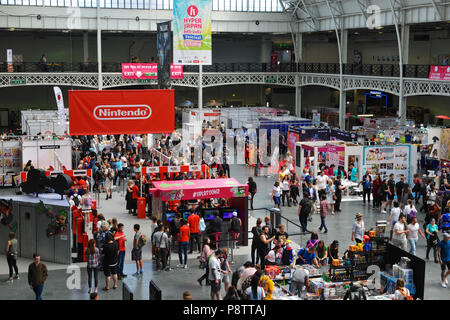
[362,145,411,182]
[122,63,158,79]
[330,128,356,142]
[173,0,212,65]
[429,65,450,81]
[53,87,67,134]
[7,49,13,72]
[170,64,184,79]
[68,90,174,135]
[157,21,172,88]
[298,128,330,142]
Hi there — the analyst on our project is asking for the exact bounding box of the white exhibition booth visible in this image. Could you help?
[21,109,69,136]
[22,138,72,171]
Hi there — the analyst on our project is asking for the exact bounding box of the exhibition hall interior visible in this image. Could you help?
[0,0,449,302]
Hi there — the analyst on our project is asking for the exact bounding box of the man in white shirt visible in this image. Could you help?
[316,170,329,198]
[388,201,402,240]
[393,214,409,251]
[208,249,223,300]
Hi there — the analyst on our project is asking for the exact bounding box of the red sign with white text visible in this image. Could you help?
[170,64,184,79]
[69,90,174,135]
[122,63,158,79]
[429,65,450,81]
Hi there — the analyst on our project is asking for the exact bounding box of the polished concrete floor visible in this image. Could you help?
[0,164,448,300]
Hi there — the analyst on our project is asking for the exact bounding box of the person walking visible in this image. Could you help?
[352,213,365,244]
[177,220,190,268]
[248,177,257,210]
[437,233,450,288]
[392,214,409,251]
[425,218,439,263]
[220,248,233,293]
[209,249,224,300]
[380,178,390,213]
[298,196,312,232]
[28,253,48,300]
[334,175,345,212]
[114,223,127,280]
[407,217,426,256]
[6,232,19,282]
[326,178,336,215]
[85,239,100,294]
[372,174,382,209]
[251,218,263,265]
[153,224,169,271]
[290,172,300,205]
[361,172,372,204]
[104,164,114,200]
[318,194,330,234]
[132,224,144,275]
[102,233,119,291]
[281,175,291,207]
[187,209,201,254]
[272,182,281,209]
[197,237,212,286]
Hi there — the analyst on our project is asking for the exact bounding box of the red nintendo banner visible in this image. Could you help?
[429,65,450,81]
[69,90,174,135]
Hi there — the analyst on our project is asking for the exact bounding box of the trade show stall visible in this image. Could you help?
[22,138,72,171]
[150,178,249,246]
[21,109,69,136]
[0,194,72,264]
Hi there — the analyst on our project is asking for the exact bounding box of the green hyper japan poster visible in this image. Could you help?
[173,0,212,65]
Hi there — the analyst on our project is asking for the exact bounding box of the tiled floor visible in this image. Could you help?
[0,164,448,300]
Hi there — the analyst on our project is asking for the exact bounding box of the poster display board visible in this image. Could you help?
[318,144,345,168]
[363,145,411,182]
[173,0,212,65]
[0,141,22,186]
[441,128,450,161]
[69,89,175,135]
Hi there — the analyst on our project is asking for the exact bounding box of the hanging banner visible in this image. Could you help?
[122,63,158,79]
[170,64,184,79]
[429,65,450,81]
[68,89,174,135]
[173,0,212,65]
[7,49,13,72]
[157,21,172,88]
[53,87,67,134]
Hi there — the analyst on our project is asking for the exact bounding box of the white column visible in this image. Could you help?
[295,77,301,117]
[338,28,348,129]
[97,2,103,90]
[295,33,303,63]
[399,24,409,126]
[83,31,89,63]
[198,64,203,110]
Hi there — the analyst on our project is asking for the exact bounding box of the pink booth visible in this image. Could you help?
[150,178,250,246]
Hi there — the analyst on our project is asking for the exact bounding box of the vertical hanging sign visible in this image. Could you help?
[173,0,212,65]
[53,86,67,134]
[157,21,172,89]
[7,49,13,72]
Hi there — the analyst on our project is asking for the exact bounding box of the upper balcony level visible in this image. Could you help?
[0,61,438,78]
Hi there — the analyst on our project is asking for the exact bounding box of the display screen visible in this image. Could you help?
[221,208,235,220]
[165,211,176,222]
[182,211,191,221]
[202,208,218,220]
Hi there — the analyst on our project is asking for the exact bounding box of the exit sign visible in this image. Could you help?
[10,79,26,85]
[265,76,277,83]
[138,79,152,84]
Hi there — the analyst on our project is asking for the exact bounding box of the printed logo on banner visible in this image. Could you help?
[189,165,201,171]
[93,105,152,120]
[148,167,160,173]
[73,170,87,176]
[168,166,180,172]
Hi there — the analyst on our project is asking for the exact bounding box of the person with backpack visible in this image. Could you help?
[153,224,169,271]
[393,278,413,300]
[251,218,262,265]
[229,211,242,245]
[197,237,212,286]
[70,189,82,209]
[132,224,146,275]
[361,172,372,204]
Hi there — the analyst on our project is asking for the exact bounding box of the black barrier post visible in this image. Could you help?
[269,207,281,228]
[122,283,134,300]
[149,280,162,300]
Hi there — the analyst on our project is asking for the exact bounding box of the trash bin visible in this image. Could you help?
[269,207,281,228]
[137,197,146,219]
